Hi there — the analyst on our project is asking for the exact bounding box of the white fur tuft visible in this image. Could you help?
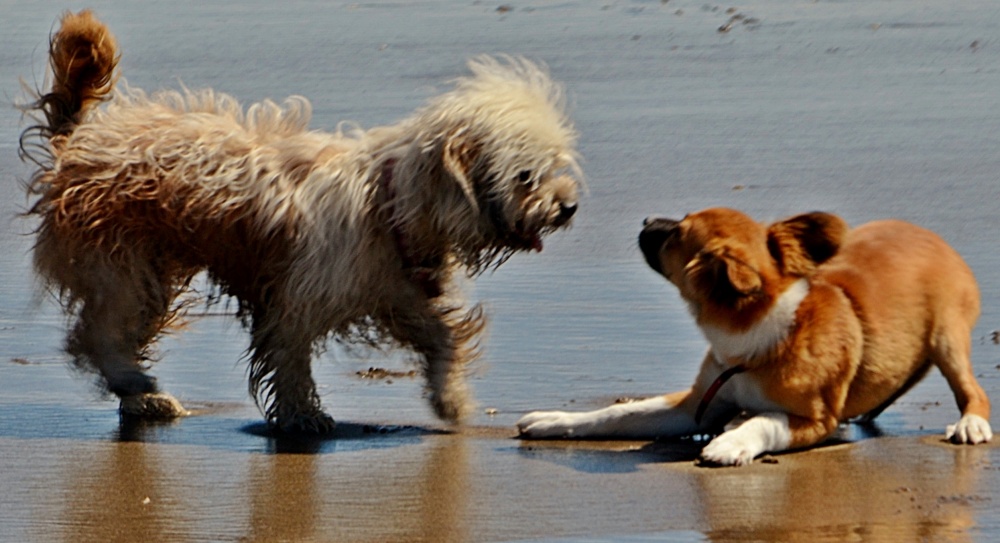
[701,278,808,362]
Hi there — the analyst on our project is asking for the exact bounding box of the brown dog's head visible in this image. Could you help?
[638,208,848,326]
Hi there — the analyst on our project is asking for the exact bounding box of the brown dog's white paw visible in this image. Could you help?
[119,392,189,420]
[699,413,792,467]
[945,414,993,444]
[700,432,760,467]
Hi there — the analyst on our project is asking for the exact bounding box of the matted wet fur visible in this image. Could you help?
[19,10,581,433]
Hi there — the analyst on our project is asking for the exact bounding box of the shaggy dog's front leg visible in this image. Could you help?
[391,303,485,424]
[248,316,334,434]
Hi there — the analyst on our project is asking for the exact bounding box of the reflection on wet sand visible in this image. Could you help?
[507,429,997,541]
[246,449,320,542]
[415,435,469,543]
[2,417,997,542]
[57,441,190,543]
[36,428,472,543]
[242,434,468,543]
[696,439,989,542]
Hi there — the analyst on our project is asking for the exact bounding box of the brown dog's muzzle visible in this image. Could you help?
[639,216,680,274]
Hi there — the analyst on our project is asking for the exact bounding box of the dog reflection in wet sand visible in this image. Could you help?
[21,11,580,433]
[519,208,992,466]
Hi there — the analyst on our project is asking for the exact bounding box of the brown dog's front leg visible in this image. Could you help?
[517,391,705,439]
[700,412,837,466]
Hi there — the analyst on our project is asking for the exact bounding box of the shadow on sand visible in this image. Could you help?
[512,420,891,474]
[0,400,446,455]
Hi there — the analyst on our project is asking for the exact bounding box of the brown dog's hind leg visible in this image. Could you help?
[931,323,992,444]
[856,361,933,424]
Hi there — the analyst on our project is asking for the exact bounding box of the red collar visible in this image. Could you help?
[694,364,747,425]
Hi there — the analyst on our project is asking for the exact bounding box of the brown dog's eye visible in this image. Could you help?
[518,170,533,184]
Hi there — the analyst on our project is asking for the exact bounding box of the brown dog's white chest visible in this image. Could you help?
[698,278,809,364]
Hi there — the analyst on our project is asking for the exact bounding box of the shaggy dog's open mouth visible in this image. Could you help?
[486,200,544,253]
[486,196,577,254]
[510,220,545,252]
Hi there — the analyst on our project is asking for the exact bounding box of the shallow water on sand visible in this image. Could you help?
[2,1,1000,541]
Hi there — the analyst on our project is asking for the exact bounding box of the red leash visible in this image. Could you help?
[695,364,747,425]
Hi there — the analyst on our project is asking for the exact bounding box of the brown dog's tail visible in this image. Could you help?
[21,9,119,148]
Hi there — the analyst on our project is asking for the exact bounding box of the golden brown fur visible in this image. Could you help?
[20,10,581,432]
[25,9,119,141]
[519,208,991,466]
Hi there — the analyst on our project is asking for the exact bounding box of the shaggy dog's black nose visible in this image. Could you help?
[557,202,577,223]
[638,217,679,274]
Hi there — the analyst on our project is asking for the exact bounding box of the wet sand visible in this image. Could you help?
[3,0,1000,541]
[0,412,997,542]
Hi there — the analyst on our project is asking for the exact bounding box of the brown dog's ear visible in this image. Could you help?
[719,252,762,295]
[693,249,762,300]
[767,212,849,276]
[442,129,480,211]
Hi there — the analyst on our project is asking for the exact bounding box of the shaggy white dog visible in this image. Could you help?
[20,10,581,433]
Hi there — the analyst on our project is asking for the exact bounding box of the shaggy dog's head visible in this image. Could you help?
[638,208,848,330]
[382,56,581,273]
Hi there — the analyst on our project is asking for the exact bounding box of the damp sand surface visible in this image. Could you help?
[2,1,1000,541]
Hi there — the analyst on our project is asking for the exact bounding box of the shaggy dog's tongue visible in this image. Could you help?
[532,236,544,252]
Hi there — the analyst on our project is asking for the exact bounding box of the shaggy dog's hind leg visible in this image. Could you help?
[58,255,188,419]
[67,299,157,396]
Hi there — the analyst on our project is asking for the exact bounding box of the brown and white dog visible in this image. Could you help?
[20,11,581,433]
[518,208,992,465]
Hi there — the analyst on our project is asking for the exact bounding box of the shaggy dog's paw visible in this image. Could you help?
[517,411,591,438]
[430,386,474,425]
[108,371,160,397]
[119,392,189,420]
[700,431,761,467]
[946,414,993,444]
[275,412,337,435]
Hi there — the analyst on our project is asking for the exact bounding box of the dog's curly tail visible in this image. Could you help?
[27,10,119,142]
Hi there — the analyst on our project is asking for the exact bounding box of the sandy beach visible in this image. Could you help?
[2,1,1000,541]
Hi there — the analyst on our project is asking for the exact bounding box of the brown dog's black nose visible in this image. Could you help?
[642,216,678,231]
[638,217,679,274]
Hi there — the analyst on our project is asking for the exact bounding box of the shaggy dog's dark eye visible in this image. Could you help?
[518,170,533,184]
